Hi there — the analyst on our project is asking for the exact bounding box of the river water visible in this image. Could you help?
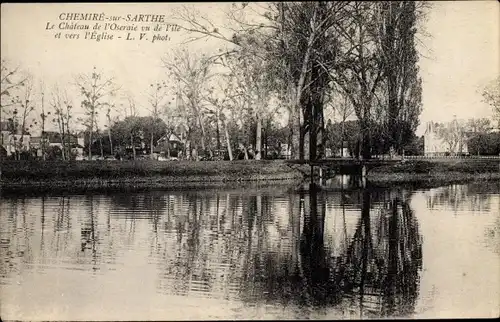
[1,178,499,320]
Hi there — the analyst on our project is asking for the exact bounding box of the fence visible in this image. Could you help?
[403,155,500,160]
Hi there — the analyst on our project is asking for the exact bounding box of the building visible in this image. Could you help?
[30,131,85,160]
[155,133,183,158]
[1,120,31,157]
[424,120,469,156]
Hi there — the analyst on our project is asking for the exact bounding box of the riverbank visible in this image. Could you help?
[1,158,498,193]
[0,160,309,194]
[367,159,500,188]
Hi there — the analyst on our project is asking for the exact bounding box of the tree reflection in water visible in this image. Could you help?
[153,184,423,318]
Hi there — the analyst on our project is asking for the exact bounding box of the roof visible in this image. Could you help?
[157,133,182,144]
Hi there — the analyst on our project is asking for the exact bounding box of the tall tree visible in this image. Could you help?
[49,86,73,160]
[146,81,170,159]
[378,1,423,154]
[38,81,50,160]
[104,102,117,157]
[204,77,237,160]
[163,49,214,160]
[333,2,385,159]
[13,75,36,159]
[75,67,119,160]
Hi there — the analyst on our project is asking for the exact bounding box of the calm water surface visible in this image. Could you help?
[1,178,499,320]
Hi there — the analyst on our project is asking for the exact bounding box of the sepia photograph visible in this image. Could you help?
[0,1,499,320]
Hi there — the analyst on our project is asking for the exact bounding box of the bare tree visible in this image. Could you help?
[75,67,120,160]
[49,86,74,160]
[38,81,50,160]
[204,76,237,160]
[146,80,170,159]
[1,60,28,162]
[162,49,214,160]
[13,76,36,159]
[436,119,467,155]
[118,92,138,159]
[482,76,500,129]
[1,59,28,111]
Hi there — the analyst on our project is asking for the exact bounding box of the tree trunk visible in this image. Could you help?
[108,129,113,157]
[290,102,301,160]
[216,111,221,152]
[299,126,305,161]
[88,113,93,161]
[198,116,207,158]
[309,98,317,162]
[150,132,154,160]
[99,135,104,158]
[224,120,233,161]
[340,120,345,157]
[255,115,262,160]
[243,146,249,160]
[264,125,268,159]
[59,121,66,161]
[131,133,136,160]
[360,116,371,160]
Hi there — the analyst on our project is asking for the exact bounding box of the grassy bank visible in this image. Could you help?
[0,160,309,193]
[368,159,500,187]
[1,158,498,193]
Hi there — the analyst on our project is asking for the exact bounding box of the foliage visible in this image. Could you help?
[482,76,500,129]
[468,132,500,156]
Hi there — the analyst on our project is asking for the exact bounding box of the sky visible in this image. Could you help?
[1,1,499,136]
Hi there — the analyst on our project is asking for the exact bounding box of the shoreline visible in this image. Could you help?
[1,159,498,194]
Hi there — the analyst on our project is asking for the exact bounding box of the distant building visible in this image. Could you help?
[155,133,184,157]
[30,131,85,159]
[424,120,469,156]
[1,120,31,157]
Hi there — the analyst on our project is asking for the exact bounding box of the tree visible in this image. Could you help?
[1,59,27,112]
[49,86,74,160]
[271,2,349,160]
[75,67,119,160]
[146,80,170,159]
[13,75,36,160]
[332,2,386,159]
[377,1,423,155]
[204,77,237,160]
[162,49,214,160]
[38,81,50,160]
[482,76,500,129]
[104,102,117,157]
[435,119,467,154]
[466,118,492,134]
[1,60,29,162]
[220,40,275,160]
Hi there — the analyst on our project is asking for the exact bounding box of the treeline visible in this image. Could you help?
[2,2,436,161]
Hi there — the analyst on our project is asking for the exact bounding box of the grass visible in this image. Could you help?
[0,159,309,179]
[0,159,310,193]
[0,158,498,193]
[367,159,500,186]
